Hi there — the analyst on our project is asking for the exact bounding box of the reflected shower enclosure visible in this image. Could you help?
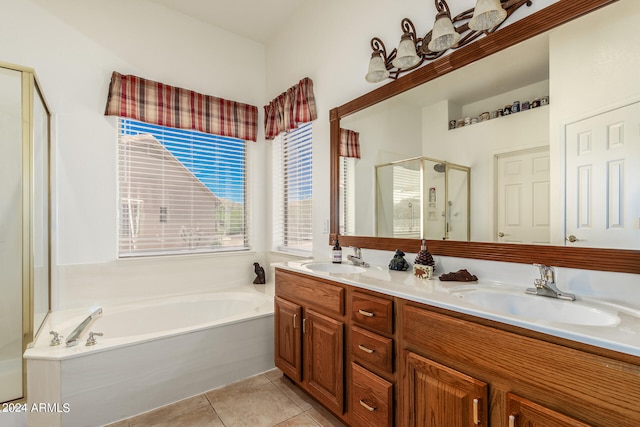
[375,157,470,240]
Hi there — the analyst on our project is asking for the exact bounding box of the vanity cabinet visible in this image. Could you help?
[404,351,487,426]
[506,393,591,427]
[275,267,640,426]
[274,270,346,416]
[349,291,396,426]
[401,301,640,427]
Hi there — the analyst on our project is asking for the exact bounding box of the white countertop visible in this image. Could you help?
[275,260,640,359]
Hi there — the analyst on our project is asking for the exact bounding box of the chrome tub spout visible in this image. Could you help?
[65,307,103,347]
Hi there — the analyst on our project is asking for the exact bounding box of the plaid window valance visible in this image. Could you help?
[264,77,317,140]
[340,128,361,159]
[104,71,258,142]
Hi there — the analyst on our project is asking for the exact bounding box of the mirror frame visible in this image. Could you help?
[330,0,640,275]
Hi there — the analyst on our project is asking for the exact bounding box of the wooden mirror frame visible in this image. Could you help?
[330,0,640,275]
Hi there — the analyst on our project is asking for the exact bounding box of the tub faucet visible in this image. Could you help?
[65,307,103,347]
[347,247,369,267]
[525,264,575,301]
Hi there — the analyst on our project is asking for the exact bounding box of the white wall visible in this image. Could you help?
[0,0,268,309]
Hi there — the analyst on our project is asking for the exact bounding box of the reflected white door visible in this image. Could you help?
[565,102,640,249]
[496,147,550,244]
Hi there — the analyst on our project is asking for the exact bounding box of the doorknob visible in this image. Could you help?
[498,232,509,238]
[566,235,579,243]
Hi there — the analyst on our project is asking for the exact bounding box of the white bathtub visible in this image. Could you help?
[24,288,275,427]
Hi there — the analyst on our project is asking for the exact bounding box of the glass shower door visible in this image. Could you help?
[0,66,24,403]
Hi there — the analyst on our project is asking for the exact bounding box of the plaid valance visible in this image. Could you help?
[340,128,361,159]
[264,77,317,140]
[104,71,259,142]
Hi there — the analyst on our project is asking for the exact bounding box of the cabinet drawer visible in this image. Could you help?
[351,326,393,374]
[351,291,393,334]
[276,269,345,316]
[351,362,393,427]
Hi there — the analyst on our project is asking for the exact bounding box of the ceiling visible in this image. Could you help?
[147,0,311,43]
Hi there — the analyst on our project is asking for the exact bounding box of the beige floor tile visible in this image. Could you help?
[206,380,303,427]
[205,373,271,401]
[269,373,313,412]
[129,395,222,427]
[104,420,130,427]
[263,368,283,382]
[275,413,321,426]
[305,402,348,427]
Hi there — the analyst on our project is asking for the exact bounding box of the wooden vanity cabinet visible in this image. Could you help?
[401,300,640,427]
[349,290,397,426]
[506,393,591,427]
[404,351,488,426]
[274,270,346,417]
[276,269,640,426]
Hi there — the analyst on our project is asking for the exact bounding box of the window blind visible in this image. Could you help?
[273,122,312,254]
[340,156,355,236]
[118,118,248,257]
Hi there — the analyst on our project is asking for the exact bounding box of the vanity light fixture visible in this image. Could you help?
[365,0,532,83]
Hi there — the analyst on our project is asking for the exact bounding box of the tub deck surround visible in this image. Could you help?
[275,260,640,358]
[24,286,275,427]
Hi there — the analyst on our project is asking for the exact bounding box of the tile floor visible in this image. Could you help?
[106,368,348,427]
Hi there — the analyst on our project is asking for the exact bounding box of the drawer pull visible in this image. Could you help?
[358,309,375,317]
[359,399,376,412]
[473,398,479,425]
[358,344,374,354]
[509,414,516,427]
[293,314,297,329]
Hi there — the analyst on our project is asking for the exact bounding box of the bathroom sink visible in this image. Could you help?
[302,262,367,274]
[451,288,621,327]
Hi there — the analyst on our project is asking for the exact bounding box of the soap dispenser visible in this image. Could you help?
[332,238,342,264]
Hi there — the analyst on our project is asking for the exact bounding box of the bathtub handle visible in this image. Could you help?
[293,314,298,329]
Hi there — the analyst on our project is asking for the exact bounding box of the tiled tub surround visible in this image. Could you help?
[24,285,275,427]
[280,252,640,358]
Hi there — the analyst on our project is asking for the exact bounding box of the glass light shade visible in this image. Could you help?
[365,53,390,83]
[392,35,421,70]
[469,0,508,31]
[427,12,461,52]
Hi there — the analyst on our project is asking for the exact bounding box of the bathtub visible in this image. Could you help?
[24,287,275,427]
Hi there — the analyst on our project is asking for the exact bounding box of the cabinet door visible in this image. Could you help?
[274,296,302,381]
[405,351,488,427]
[507,393,592,427]
[305,308,344,414]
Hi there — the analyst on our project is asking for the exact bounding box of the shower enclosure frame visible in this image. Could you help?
[1,61,52,403]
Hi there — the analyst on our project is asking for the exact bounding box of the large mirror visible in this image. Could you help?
[330,0,640,274]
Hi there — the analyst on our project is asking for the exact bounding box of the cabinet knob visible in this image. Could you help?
[358,344,374,354]
[473,398,480,425]
[359,399,376,412]
[293,314,297,329]
[358,309,375,317]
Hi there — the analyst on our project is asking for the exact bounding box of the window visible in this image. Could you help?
[273,122,312,254]
[340,157,355,236]
[118,118,248,257]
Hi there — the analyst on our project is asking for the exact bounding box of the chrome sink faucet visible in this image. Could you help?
[347,247,369,267]
[526,264,576,301]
